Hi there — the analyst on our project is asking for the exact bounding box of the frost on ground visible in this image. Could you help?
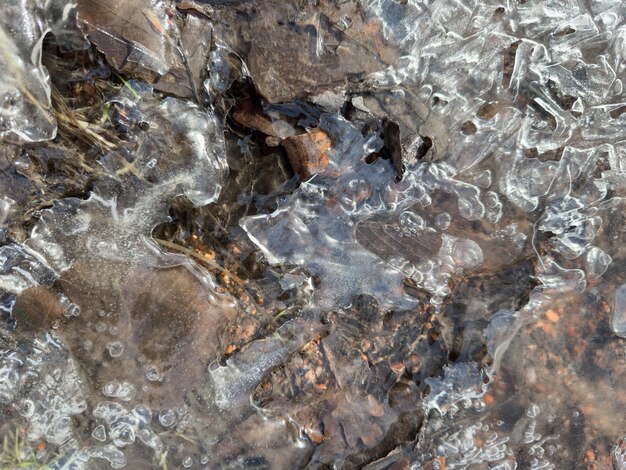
[1,0,626,468]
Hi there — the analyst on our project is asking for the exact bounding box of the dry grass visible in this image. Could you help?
[0,428,51,469]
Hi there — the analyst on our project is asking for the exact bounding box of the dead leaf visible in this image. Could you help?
[54,259,237,403]
[382,120,404,179]
[211,0,400,102]
[323,393,387,449]
[282,129,331,179]
[232,109,296,139]
[154,13,213,98]
[355,219,443,267]
[303,422,325,444]
[367,394,385,417]
[77,0,173,75]
[360,422,383,447]
[13,286,64,332]
[76,0,212,98]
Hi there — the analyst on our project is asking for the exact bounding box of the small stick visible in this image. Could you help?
[154,238,261,306]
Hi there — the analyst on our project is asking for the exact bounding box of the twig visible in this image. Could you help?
[154,238,261,306]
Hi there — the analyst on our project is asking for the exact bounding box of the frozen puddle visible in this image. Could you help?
[2,0,626,468]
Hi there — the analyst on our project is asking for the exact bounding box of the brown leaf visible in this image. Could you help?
[359,422,383,447]
[324,393,387,449]
[367,394,385,417]
[232,109,295,139]
[303,423,325,444]
[154,14,213,98]
[382,120,404,180]
[211,0,400,102]
[282,129,331,179]
[54,259,237,403]
[13,286,64,332]
[77,0,173,75]
[355,218,443,267]
[76,0,212,98]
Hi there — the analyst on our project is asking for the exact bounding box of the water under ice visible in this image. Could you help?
[1,0,626,468]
